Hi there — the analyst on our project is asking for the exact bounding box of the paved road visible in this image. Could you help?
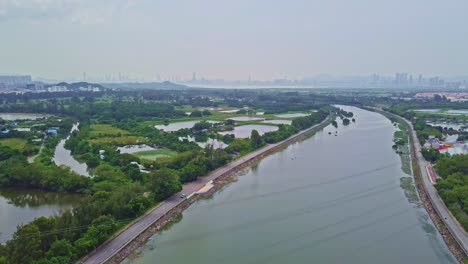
[401,115,468,255]
[80,117,330,264]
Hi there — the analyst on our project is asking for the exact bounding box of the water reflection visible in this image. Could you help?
[261,119,292,125]
[0,113,50,120]
[218,125,278,138]
[0,189,83,243]
[274,113,310,118]
[155,120,220,132]
[52,123,90,177]
[118,144,157,154]
[179,136,228,149]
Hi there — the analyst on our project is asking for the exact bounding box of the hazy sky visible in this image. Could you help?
[0,0,467,81]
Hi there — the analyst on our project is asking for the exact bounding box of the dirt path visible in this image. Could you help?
[27,136,45,163]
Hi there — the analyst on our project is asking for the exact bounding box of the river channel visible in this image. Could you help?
[125,106,455,264]
[52,123,90,177]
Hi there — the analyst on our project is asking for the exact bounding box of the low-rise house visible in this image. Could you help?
[428,135,441,149]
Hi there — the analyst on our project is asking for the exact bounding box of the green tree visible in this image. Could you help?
[6,224,42,264]
[127,195,151,216]
[421,149,442,163]
[250,130,263,149]
[32,217,57,253]
[86,155,100,168]
[46,239,75,260]
[122,164,143,181]
[225,119,235,126]
[190,110,202,117]
[74,215,118,256]
[149,168,182,201]
[331,120,338,128]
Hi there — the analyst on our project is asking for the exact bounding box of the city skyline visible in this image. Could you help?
[2,72,467,91]
[3,71,468,84]
[1,0,467,80]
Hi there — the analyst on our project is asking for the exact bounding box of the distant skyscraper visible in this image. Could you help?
[192,72,197,81]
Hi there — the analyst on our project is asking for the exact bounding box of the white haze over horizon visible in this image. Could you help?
[0,0,467,81]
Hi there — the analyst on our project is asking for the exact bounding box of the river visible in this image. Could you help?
[52,123,90,177]
[0,189,83,243]
[124,106,456,264]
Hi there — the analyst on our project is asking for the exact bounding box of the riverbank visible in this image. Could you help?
[367,107,467,264]
[80,115,333,264]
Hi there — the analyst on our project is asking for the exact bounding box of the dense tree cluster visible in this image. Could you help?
[227,110,328,154]
[291,111,328,130]
[421,149,443,163]
[435,155,468,230]
[0,99,185,122]
[0,150,89,193]
[337,109,353,118]
[413,119,443,143]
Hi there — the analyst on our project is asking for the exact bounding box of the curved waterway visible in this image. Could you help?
[125,106,456,264]
[53,123,90,177]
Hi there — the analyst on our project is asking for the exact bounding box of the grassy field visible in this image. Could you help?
[89,124,130,137]
[87,124,140,145]
[143,106,316,129]
[0,138,28,150]
[144,113,291,127]
[134,149,177,160]
[90,136,146,146]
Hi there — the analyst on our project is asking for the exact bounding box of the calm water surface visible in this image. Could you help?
[126,106,455,264]
[447,110,468,115]
[275,112,310,118]
[261,119,292,125]
[414,109,468,116]
[117,144,157,154]
[53,123,90,177]
[155,120,219,132]
[179,136,228,149]
[0,113,50,120]
[218,124,278,138]
[0,189,82,243]
[228,116,265,121]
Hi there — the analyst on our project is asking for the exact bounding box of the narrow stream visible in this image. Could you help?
[52,123,90,177]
